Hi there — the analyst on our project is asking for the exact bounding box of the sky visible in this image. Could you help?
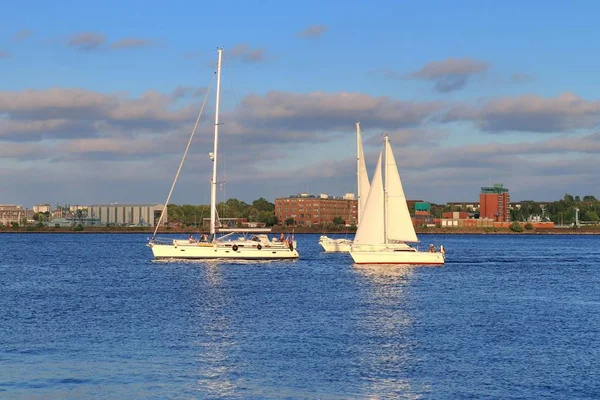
[1,0,600,208]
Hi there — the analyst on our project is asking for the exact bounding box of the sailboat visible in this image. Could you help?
[349,133,445,265]
[148,48,299,260]
[319,122,371,252]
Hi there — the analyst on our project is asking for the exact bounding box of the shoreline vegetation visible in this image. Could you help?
[1,226,599,235]
[18,193,600,236]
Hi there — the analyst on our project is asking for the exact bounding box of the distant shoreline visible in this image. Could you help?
[1,227,599,235]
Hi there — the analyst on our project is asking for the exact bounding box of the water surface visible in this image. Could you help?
[1,233,599,399]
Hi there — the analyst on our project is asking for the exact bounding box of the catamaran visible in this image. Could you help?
[319,122,370,252]
[148,48,299,260]
[349,134,444,265]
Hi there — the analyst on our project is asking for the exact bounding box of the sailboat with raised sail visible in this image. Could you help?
[148,48,299,260]
[349,133,444,265]
[319,122,370,252]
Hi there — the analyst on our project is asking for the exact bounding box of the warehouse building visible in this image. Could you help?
[87,203,166,227]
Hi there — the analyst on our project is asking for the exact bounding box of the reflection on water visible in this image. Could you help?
[353,264,415,283]
[353,264,425,399]
[189,265,241,398]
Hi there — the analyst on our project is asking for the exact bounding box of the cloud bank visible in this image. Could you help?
[407,57,490,92]
[1,85,599,205]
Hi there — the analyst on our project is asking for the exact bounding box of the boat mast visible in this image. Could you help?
[383,133,389,245]
[356,122,361,225]
[210,48,223,236]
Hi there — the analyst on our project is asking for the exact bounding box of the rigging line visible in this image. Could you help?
[151,71,216,240]
[225,60,240,108]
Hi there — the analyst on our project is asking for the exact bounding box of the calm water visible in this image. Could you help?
[1,233,599,399]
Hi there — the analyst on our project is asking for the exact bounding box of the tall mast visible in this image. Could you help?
[383,133,389,244]
[356,122,361,225]
[210,48,223,236]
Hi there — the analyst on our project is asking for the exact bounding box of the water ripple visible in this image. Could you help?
[1,233,599,398]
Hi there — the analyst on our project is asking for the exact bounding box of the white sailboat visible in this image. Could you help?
[319,122,370,252]
[350,134,445,265]
[148,48,299,261]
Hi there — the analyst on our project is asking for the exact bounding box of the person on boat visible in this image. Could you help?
[201,234,208,242]
[189,235,196,243]
[279,232,285,242]
[429,244,435,253]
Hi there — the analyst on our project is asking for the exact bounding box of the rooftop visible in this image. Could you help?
[481,184,509,194]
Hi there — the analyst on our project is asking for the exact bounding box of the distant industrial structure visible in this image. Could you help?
[275,193,357,226]
[479,183,511,222]
[87,203,166,227]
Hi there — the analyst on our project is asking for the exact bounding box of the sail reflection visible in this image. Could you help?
[352,264,426,399]
[353,264,415,283]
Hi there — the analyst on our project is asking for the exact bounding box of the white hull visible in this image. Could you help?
[350,246,444,265]
[319,236,352,252]
[150,241,298,260]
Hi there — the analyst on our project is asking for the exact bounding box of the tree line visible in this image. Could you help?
[508,194,600,224]
[166,197,278,227]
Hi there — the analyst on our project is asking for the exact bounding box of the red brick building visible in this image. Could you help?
[479,184,510,222]
[275,193,357,226]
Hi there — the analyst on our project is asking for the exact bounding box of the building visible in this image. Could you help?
[414,201,430,216]
[33,204,51,213]
[479,184,510,222]
[0,204,25,225]
[442,211,470,219]
[87,203,166,227]
[274,193,357,226]
[445,201,479,211]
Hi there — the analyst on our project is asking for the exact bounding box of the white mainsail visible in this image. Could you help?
[350,133,445,265]
[384,139,419,243]
[357,122,370,224]
[353,151,384,245]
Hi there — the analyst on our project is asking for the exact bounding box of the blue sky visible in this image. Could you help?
[1,0,600,208]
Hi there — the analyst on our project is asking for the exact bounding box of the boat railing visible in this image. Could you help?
[148,236,177,245]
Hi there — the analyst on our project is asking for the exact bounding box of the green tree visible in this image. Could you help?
[581,210,599,222]
[509,222,524,232]
[285,217,295,226]
[252,198,274,212]
[248,208,260,222]
[332,216,344,226]
[510,208,524,222]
